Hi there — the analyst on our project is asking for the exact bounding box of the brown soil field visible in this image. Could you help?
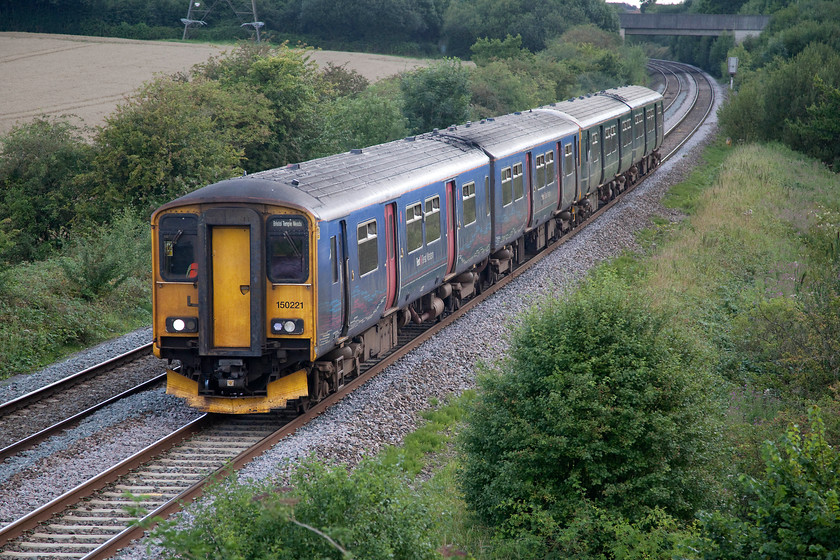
[0,32,432,136]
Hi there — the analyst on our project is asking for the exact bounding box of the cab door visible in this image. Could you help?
[198,208,264,356]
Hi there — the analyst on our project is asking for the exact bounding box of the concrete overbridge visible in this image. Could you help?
[619,13,770,43]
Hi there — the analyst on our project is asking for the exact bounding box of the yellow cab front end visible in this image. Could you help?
[151,202,317,413]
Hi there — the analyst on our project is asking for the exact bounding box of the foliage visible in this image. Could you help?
[719,43,840,168]
[788,75,840,171]
[469,56,564,117]
[696,407,840,560]
[400,58,471,133]
[440,0,619,57]
[319,62,370,97]
[0,118,92,262]
[0,216,151,378]
[318,90,408,155]
[59,210,149,301]
[151,456,440,560]
[458,271,723,554]
[83,75,272,218]
[192,43,327,171]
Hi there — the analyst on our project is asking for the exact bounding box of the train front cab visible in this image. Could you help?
[152,204,315,414]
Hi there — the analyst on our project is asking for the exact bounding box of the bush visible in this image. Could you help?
[59,210,150,301]
[151,457,440,559]
[697,406,840,560]
[458,271,723,551]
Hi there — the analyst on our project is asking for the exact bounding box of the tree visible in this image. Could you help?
[458,272,723,548]
[193,43,328,170]
[788,77,840,170]
[0,118,92,261]
[400,58,471,133]
[441,0,619,57]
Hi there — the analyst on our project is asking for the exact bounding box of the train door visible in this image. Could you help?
[339,221,349,337]
[591,127,602,187]
[561,141,577,208]
[526,152,534,228]
[384,203,398,309]
[581,130,590,196]
[199,208,264,356]
[446,180,457,275]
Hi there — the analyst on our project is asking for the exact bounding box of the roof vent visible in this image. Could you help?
[514,111,521,115]
[432,128,439,135]
[291,179,300,186]
[448,126,457,131]
[404,136,416,141]
[350,148,363,155]
[287,163,300,170]
[487,117,495,122]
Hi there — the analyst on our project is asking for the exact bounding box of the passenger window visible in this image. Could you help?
[160,214,198,281]
[462,182,476,225]
[501,167,513,206]
[406,202,423,253]
[357,219,378,276]
[485,176,491,216]
[425,196,441,243]
[564,144,574,179]
[536,154,546,190]
[267,215,309,283]
[513,162,524,200]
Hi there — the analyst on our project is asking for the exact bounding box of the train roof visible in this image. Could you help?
[599,85,663,109]
[442,110,579,159]
[154,134,488,222]
[540,85,662,128]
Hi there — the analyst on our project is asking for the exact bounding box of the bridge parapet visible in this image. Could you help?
[619,13,770,43]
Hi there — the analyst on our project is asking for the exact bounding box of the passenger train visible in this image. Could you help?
[151,85,664,413]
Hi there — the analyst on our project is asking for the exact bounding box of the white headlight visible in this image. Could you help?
[173,319,186,332]
[283,320,296,333]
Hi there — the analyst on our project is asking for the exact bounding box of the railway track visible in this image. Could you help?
[0,61,716,560]
[0,345,164,460]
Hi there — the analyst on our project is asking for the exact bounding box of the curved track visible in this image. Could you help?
[0,60,717,560]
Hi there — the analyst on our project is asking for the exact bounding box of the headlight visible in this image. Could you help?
[166,317,198,333]
[271,318,304,335]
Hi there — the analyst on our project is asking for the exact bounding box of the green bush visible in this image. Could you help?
[60,210,150,301]
[458,271,723,552]
[697,406,840,560]
[151,457,440,559]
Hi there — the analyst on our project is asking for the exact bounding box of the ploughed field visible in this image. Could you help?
[0,32,431,136]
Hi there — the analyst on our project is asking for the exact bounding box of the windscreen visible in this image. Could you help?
[267,215,309,283]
